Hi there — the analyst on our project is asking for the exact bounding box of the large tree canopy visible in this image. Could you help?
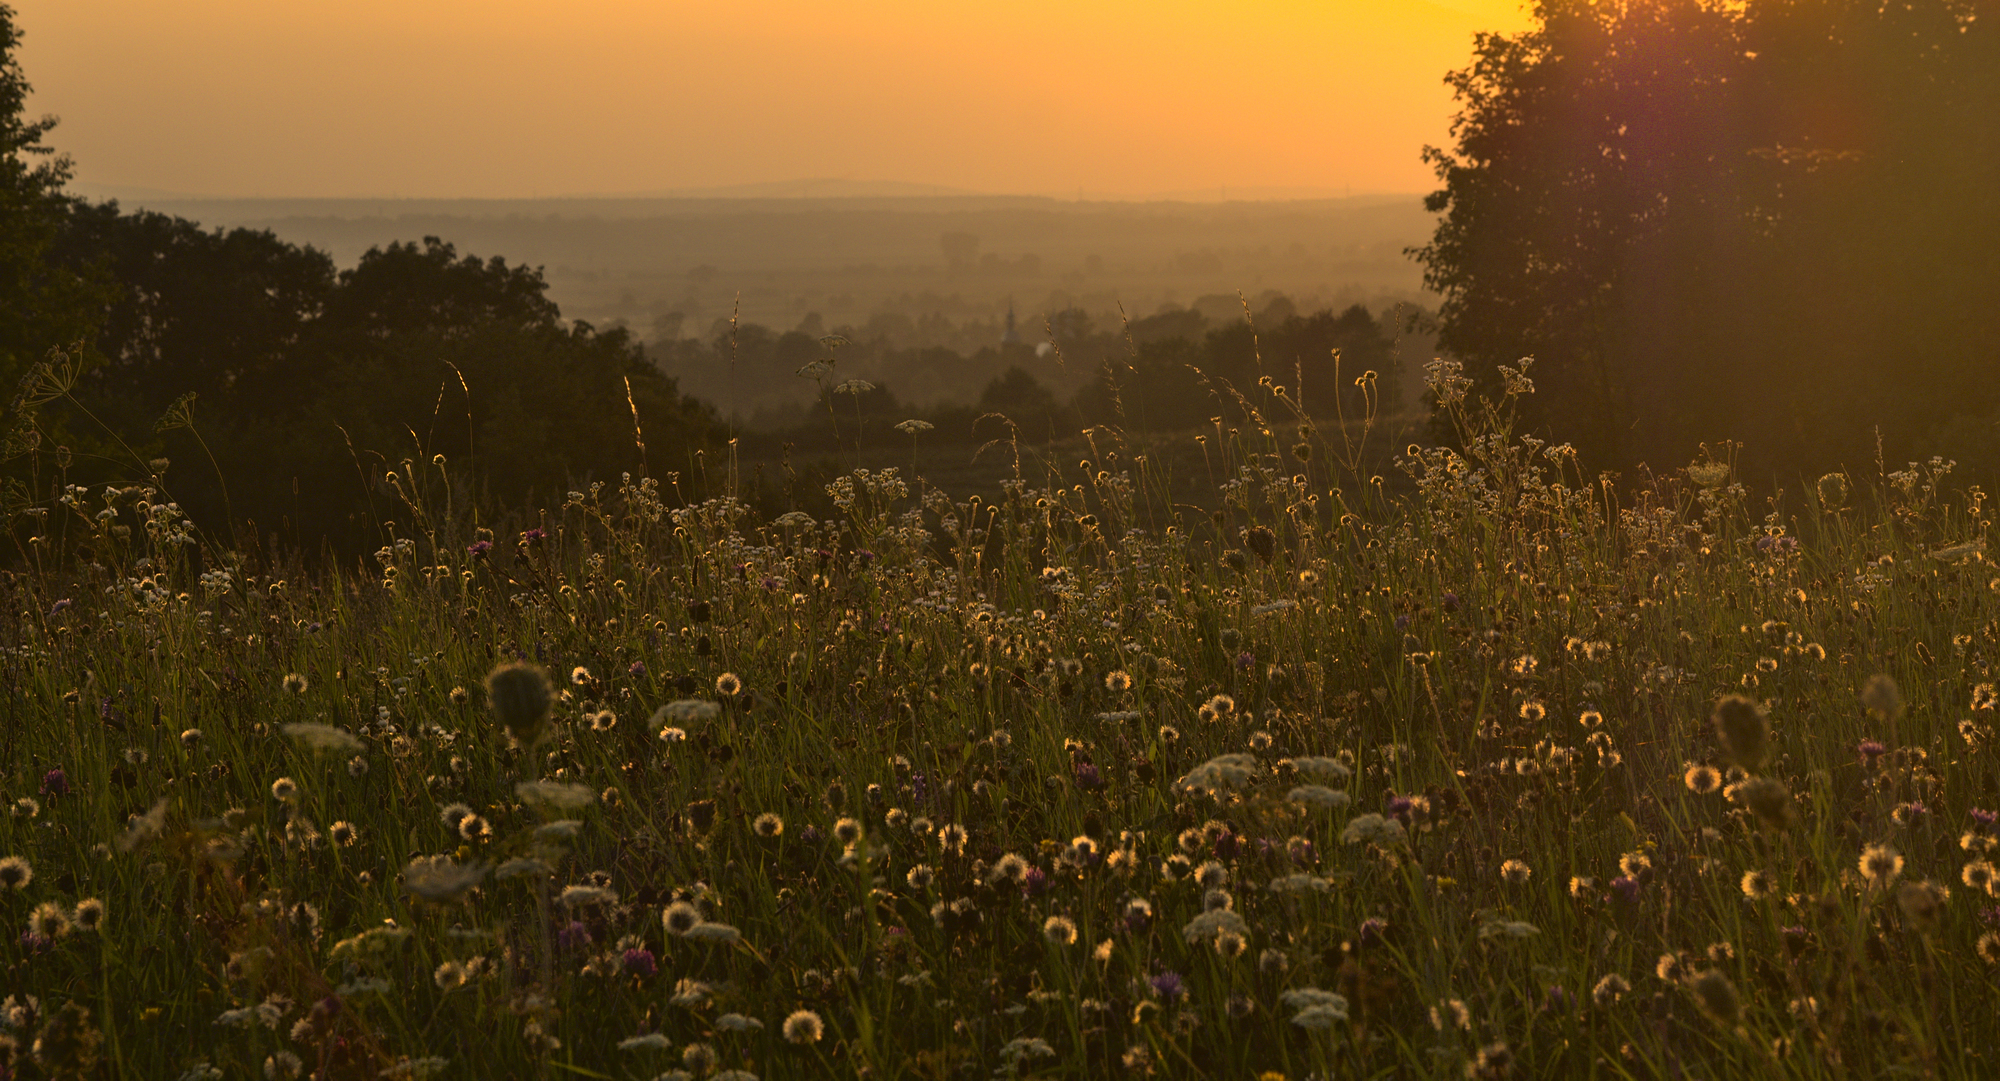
[1415,0,2000,478]
[49,216,717,554]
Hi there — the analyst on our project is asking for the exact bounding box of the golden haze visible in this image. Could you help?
[22,0,1533,198]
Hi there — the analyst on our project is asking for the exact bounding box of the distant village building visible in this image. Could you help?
[1002,301,1021,345]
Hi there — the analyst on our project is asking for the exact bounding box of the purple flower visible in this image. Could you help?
[1972,808,1997,827]
[19,930,51,954]
[1212,830,1239,861]
[1441,592,1460,613]
[520,528,546,545]
[1385,796,1415,827]
[1074,763,1104,791]
[855,550,876,567]
[1357,917,1388,947]
[1776,536,1799,552]
[1236,651,1255,670]
[1858,740,1887,763]
[1609,875,1641,904]
[761,576,782,592]
[1754,535,1775,551]
[1287,836,1315,865]
[1149,971,1184,1000]
[1393,614,1411,632]
[628,661,647,678]
[466,540,492,557]
[48,598,70,617]
[621,948,658,978]
[1545,984,1573,1012]
[40,768,68,799]
[1022,867,1049,898]
[801,826,822,844]
[556,920,592,951]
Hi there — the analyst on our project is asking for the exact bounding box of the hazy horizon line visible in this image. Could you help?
[65,176,1430,206]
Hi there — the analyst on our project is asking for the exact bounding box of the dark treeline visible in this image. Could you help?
[28,208,717,555]
[663,300,1404,454]
[1418,0,2000,481]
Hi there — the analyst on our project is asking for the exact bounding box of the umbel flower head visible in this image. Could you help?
[486,662,554,745]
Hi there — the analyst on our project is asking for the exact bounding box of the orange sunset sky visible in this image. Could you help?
[20,0,1536,200]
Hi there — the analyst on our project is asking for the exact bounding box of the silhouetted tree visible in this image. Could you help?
[1415,0,2000,476]
[0,3,111,446]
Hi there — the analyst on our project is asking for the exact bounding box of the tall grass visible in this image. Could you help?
[0,360,1995,1080]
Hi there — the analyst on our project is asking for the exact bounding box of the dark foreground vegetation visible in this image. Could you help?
[4,364,2000,1080]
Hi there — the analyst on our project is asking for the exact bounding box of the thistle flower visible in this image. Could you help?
[71,898,104,932]
[1963,860,1996,895]
[1104,670,1132,693]
[282,673,308,695]
[270,777,299,802]
[833,817,862,845]
[1500,859,1532,885]
[434,960,468,990]
[754,813,784,838]
[1684,763,1721,794]
[1978,932,2000,964]
[440,803,473,832]
[0,856,30,890]
[1859,844,1904,887]
[1741,870,1776,900]
[28,901,70,938]
[663,901,702,936]
[1044,915,1078,945]
[715,672,742,696]
[1591,974,1630,1006]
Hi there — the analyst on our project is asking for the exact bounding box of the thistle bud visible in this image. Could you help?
[1713,695,1769,772]
[486,663,553,746]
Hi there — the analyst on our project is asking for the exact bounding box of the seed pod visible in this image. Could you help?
[486,662,553,746]
[1737,777,1795,830]
[1688,969,1740,1025]
[1713,695,1769,771]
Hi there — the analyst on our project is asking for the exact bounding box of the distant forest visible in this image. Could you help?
[3,0,1997,561]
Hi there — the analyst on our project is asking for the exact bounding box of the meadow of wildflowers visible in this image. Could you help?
[2,361,1998,1080]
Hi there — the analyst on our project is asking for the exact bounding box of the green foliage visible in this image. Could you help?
[1416,0,2000,478]
[2,368,1998,1078]
[41,216,718,554]
[0,4,104,389]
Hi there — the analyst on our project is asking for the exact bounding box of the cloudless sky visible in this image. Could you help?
[19,0,1535,200]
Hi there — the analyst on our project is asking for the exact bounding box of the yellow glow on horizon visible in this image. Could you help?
[20,0,1537,199]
